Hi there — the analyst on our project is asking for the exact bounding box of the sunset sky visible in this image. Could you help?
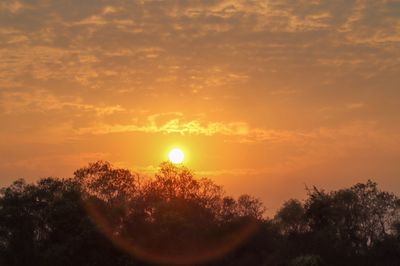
[1,0,399,214]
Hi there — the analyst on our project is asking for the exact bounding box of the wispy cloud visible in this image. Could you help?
[0,0,29,13]
[77,115,249,137]
[0,90,124,116]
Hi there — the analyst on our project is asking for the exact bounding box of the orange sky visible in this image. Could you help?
[1,0,400,214]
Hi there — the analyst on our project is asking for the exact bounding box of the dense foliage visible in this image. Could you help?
[0,161,399,266]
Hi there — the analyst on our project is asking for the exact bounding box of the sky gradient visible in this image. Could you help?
[1,0,399,214]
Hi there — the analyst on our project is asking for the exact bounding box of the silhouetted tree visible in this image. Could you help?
[0,162,399,266]
[0,177,131,266]
[304,180,400,265]
[72,161,264,265]
[275,199,307,235]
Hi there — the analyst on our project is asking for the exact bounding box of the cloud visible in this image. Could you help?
[0,90,124,116]
[77,115,250,137]
[0,0,398,113]
[346,102,365,109]
[0,0,28,14]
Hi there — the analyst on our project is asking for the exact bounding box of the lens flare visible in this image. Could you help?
[83,198,259,265]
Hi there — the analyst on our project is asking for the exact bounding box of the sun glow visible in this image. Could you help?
[169,148,185,164]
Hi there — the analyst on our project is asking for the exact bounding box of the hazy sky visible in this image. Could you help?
[1,0,399,214]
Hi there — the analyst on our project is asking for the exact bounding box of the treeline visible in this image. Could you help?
[0,161,399,266]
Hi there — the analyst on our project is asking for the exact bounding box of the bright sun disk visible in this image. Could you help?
[169,148,185,164]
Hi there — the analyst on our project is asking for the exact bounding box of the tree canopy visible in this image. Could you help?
[0,161,399,266]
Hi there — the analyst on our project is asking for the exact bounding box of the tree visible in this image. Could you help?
[305,181,400,250]
[74,160,139,202]
[0,177,131,266]
[0,162,399,266]
[73,161,265,265]
[289,255,325,266]
[275,199,307,235]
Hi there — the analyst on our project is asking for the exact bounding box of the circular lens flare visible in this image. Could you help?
[83,198,260,265]
[169,148,185,164]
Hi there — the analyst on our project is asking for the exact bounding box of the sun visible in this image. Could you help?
[169,148,185,164]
